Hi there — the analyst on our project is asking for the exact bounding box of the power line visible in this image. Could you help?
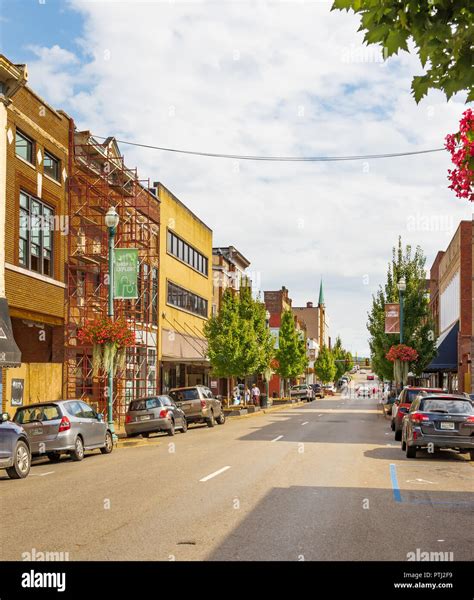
[93,135,444,162]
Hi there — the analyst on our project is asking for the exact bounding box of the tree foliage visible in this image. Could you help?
[367,238,437,381]
[332,0,474,102]
[275,310,308,383]
[314,345,337,384]
[204,286,274,379]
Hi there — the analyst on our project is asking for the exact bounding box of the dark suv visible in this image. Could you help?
[401,394,474,459]
[310,384,325,399]
[392,387,443,441]
[0,412,31,479]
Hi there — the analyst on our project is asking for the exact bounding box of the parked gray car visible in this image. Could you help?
[401,394,474,459]
[290,384,314,402]
[13,400,113,462]
[125,395,187,437]
[0,412,31,479]
[169,386,225,427]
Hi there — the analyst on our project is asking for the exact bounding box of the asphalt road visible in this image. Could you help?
[1,373,473,561]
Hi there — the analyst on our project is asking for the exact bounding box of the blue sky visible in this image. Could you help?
[1,0,82,61]
[1,0,471,356]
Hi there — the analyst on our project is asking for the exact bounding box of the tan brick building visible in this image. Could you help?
[1,54,69,414]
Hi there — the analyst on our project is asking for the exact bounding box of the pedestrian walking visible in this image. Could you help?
[251,383,261,406]
[232,385,241,406]
[244,385,251,405]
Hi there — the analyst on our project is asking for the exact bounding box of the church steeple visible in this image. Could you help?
[318,279,325,307]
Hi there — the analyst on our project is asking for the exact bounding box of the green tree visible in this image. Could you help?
[367,238,437,381]
[345,351,354,372]
[204,286,274,396]
[204,289,243,379]
[314,345,337,384]
[276,310,308,394]
[332,1,474,102]
[332,336,347,381]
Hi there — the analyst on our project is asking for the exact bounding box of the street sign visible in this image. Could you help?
[114,249,139,299]
[384,303,400,334]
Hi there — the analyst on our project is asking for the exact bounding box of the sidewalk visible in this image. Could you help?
[114,398,307,448]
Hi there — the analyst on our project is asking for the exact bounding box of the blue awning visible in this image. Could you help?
[425,320,458,372]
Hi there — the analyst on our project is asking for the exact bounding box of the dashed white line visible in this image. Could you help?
[199,466,231,482]
[302,421,309,426]
[271,435,284,442]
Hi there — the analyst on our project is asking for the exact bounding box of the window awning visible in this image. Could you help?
[425,320,458,372]
[0,297,21,367]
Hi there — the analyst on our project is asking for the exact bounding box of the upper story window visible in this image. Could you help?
[19,191,54,277]
[15,130,34,164]
[167,281,208,318]
[44,150,60,181]
[167,229,209,276]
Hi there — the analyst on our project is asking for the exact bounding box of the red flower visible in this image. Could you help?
[445,109,474,202]
[386,344,418,363]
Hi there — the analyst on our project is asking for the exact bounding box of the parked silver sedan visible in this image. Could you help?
[13,400,113,462]
[125,395,187,437]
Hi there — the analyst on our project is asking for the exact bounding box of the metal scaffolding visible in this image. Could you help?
[64,124,160,424]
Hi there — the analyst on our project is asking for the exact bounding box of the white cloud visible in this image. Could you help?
[27,0,471,355]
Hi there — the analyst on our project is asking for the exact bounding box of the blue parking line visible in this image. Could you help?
[389,463,402,502]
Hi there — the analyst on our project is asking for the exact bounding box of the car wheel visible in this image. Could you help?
[181,418,188,433]
[207,411,216,427]
[141,432,150,438]
[406,444,417,459]
[6,440,31,479]
[469,450,474,462]
[71,436,84,461]
[216,412,226,425]
[167,420,175,436]
[394,429,402,442]
[100,431,113,454]
[47,452,61,463]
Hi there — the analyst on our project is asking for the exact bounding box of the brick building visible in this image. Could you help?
[1,54,69,415]
[426,220,473,393]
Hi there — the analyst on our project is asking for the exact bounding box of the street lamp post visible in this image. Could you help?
[105,206,119,441]
[397,276,406,344]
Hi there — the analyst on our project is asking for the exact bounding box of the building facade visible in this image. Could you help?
[426,220,473,393]
[65,130,160,423]
[1,54,69,416]
[155,182,213,393]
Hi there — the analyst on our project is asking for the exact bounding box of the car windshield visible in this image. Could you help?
[421,399,473,414]
[169,389,199,401]
[14,404,61,424]
[291,386,306,390]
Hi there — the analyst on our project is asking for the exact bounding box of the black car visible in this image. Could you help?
[310,384,325,399]
[401,394,474,459]
[0,412,31,479]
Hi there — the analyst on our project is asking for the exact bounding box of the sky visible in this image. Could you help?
[1,0,472,357]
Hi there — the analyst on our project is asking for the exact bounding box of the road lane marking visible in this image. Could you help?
[199,466,231,482]
[318,414,323,417]
[271,435,284,442]
[389,463,402,503]
[302,421,309,425]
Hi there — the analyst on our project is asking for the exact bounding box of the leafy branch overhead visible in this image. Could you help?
[332,0,474,102]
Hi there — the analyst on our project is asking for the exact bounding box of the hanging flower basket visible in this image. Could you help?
[386,344,418,386]
[77,317,135,377]
[445,108,474,202]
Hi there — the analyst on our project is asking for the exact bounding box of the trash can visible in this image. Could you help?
[260,394,268,408]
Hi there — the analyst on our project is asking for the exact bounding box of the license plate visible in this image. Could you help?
[440,421,455,430]
[138,415,151,421]
[31,427,43,435]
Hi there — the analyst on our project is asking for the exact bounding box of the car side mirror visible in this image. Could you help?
[97,413,104,422]
[0,412,10,422]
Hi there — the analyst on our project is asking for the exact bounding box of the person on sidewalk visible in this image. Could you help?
[251,383,261,406]
[244,385,251,405]
[232,385,241,406]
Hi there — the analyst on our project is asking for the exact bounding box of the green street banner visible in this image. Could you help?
[114,249,138,299]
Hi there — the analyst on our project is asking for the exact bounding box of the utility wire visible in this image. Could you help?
[93,135,444,162]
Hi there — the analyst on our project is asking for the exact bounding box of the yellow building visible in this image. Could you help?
[155,182,213,392]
